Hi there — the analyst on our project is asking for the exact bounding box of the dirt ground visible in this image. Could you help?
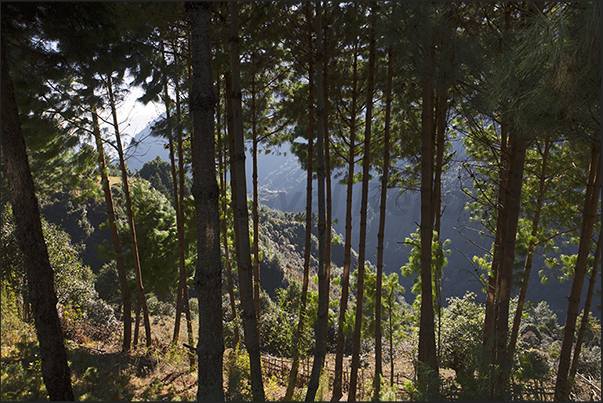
[61,315,600,401]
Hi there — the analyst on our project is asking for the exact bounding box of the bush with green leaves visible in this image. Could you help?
[519,300,562,344]
[515,349,550,383]
[105,179,197,304]
[439,292,485,386]
[259,280,314,358]
[1,202,116,333]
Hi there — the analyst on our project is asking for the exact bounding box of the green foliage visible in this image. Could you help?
[519,300,561,345]
[260,280,314,358]
[400,228,450,308]
[136,156,192,203]
[1,202,116,332]
[514,349,550,382]
[439,292,485,387]
[224,347,252,401]
[146,293,176,318]
[95,261,121,306]
[0,360,47,401]
[107,179,190,302]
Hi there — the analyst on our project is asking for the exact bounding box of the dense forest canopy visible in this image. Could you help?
[1,2,600,401]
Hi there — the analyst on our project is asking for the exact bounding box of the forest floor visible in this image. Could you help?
[2,312,600,401]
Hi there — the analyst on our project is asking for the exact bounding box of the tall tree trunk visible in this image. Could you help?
[482,123,509,372]
[331,39,360,402]
[568,232,601,392]
[107,74,152,348]
[162,41,185,347]
[251,53,261,322]
[228,3,265,400]
[388,284,395,386]
[417,17,438,396]
[285,6,315,399]
[555,141,601,401]
[373,44,393,400]
[307,2,328,400]
[1,39,75,402]
[173,44,196,366]
[218,73,240,348]
[493,133,528,397]
[188,3,224,400]
[432,89,447,362]
[508,140,551,356]
[92,106,132,352]
[348,6,376,400]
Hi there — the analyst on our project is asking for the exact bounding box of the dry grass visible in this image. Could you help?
[3,310,600,401]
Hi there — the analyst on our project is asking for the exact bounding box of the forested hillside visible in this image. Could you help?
[1,2,600,401]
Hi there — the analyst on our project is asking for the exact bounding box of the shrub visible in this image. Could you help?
[515,349,550,382]
[225,347,252,401]
[577,345,601,379]
[2,203,116,338]
[439,292,485,383]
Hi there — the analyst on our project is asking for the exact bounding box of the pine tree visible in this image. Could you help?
[187,2,224,400]
[2,36,75,401]
[227,2,265,400]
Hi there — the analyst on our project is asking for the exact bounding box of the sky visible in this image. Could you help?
[98,83,163,151]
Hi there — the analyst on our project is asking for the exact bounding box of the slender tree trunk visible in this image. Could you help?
[307,2,328,400]
[493,133,528,397]
[107,74,152,348]
[174,44,196,366]
[348,6,376,400]
[163,41,185,346]
[251,53,261,322]
[133,299,141,346]
[331,39,359,402]
[218,73,240,348]
[555,141,601,401]
[432,89,447,363]
[482,124,509,372]
[285,6,315,399]
[508,140,551,356]
[388,285,395,386]
[92,106,132,352]
[188,3,224,400]
[1,40,75,402]
[417,17,438,396]
[228,3,265,400]
[568,232,601,392]
[373,44,393,400]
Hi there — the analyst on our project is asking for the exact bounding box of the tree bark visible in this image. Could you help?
[251,52,261,323]
[218,73,240,348]
[568,232,601,392]
[174,43,196,365]
[493,133,528,397]
[92,106,132,352]
[187,2,224,400]
[508,140,551,356]
[555,141,601,401]
[306,2,328,400]
[2,38,75,402]
[432,89,448,362]
[482,123,509,373]
[331,39,360,402]
[162,41,186,348]
[285,5,315,400]
[107,74,152,348]
[374,44,393,400]
[227,2,265,400]
[348,5,376,400]
[417,16,438,396]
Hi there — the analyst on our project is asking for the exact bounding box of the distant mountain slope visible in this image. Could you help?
[117,119,594,320]
[124,115,170,173]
